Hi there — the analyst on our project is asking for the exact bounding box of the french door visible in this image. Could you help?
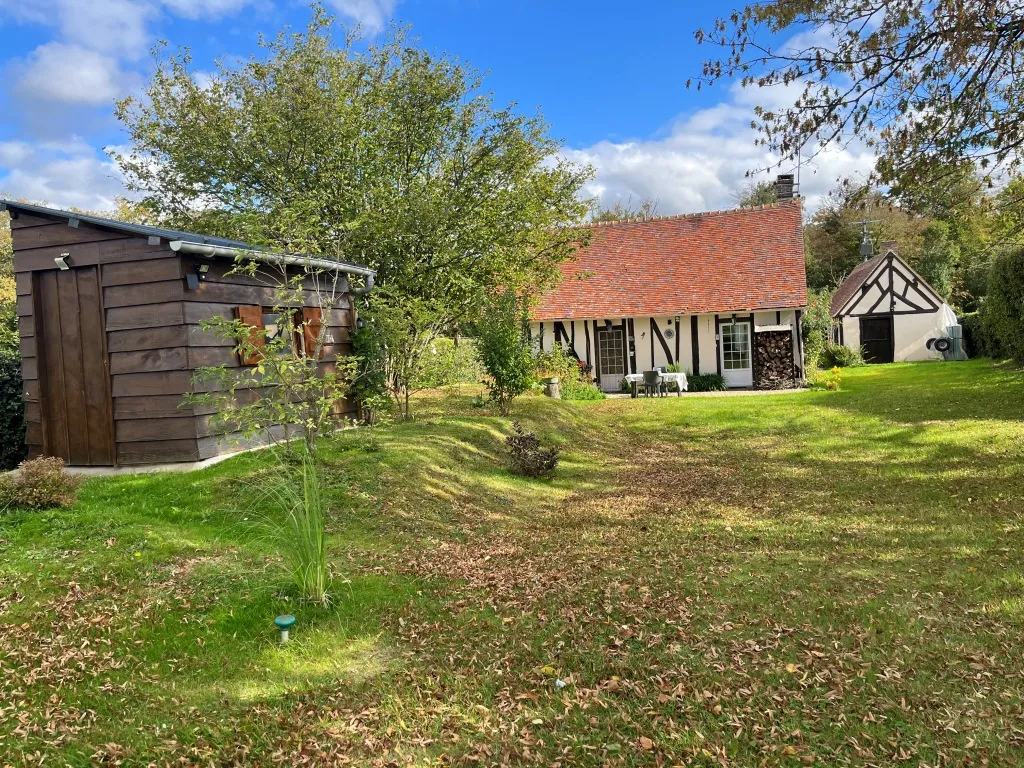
[596,328,625,392]
[719,321,753,388]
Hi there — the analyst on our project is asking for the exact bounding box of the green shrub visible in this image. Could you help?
[619,377,632,394]
[477,293,535,415]
[803,288,835,368]
[960,311,999,358]
[2,457,83,511]
[0,353,25,471]
[688,373,727,392]
[561,381,605,401]
[535,344,585,385]
[418,337,484,390]
[983,245,1024,363]
[819,342,864,368]
[505,421,559,478]
[534,343,603,400]
[0,276,24,471]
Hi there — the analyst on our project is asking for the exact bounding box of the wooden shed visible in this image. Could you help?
[3,201,375,467]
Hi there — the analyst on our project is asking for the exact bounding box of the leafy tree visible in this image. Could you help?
[114,5,591,324]
[590,197,659,222]
[917,221,959,302]
[734,180,777,208]
[476,292,535,416]
[804,182,928,290]
[695,1,1024,219]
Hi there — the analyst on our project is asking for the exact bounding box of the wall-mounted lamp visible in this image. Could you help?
[54,253,70,270]
[604,319,613,329]
[356,317,366,330]
[185,263,211,290]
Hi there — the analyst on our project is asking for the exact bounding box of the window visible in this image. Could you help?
[262,309,302,356]
[721,322,750,370]
[235,305,325,365]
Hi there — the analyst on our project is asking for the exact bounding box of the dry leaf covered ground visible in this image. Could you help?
[1,361,1023,766]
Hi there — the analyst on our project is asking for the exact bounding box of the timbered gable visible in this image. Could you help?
[833,251,941,318]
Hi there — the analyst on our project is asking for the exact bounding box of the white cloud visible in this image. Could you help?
[328,0,397,31]
[161,0,255,21]
[58,0,153,59]
[0,0,154,59]
[14,43,135,107]
[565,83,877,217]
[0,139,127,211]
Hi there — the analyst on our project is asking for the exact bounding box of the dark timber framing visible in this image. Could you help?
[7,201,370,466]
[690,316,700,375]
[650,318,674,367]
[837,252,941,318]
[622,318,632,375]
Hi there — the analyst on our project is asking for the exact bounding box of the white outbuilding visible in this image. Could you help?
[830,243,965,363]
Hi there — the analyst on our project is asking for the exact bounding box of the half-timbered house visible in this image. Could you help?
[4,200,374,467]
[829,243,963,363]
[531,198,807,390]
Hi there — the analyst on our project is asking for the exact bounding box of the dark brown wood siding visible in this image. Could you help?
[11,212,196,464]
[179,255,357,447]
[11,210,359,465]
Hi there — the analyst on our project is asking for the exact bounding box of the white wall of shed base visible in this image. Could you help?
[840,306,956,362]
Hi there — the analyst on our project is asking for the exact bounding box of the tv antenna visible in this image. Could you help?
[851,218,881,261]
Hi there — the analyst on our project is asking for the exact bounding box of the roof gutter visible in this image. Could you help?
[168,240,376,294]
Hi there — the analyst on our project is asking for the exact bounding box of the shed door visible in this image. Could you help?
[859,316,895,364]
[35,267,115,465]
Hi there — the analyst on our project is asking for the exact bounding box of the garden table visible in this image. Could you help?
[624,371,688,398]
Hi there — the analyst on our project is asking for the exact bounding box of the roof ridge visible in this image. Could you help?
[582,198,801,229]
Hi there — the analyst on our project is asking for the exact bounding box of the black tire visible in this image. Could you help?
[934,337,951,353]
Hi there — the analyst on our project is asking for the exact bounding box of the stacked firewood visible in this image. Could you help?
[754,330,795,389]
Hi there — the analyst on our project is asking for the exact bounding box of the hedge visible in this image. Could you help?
[983,246,1024,363]
[0,352,26,470]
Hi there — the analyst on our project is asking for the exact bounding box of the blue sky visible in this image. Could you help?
[0,0,873,214]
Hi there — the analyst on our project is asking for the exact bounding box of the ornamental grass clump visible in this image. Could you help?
[505,421,559,479]
[252,449,330,604]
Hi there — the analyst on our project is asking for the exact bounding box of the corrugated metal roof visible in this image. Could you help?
[0,200,373,273]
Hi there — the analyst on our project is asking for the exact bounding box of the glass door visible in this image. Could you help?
[597,328,625,391]
[719,321,753,387]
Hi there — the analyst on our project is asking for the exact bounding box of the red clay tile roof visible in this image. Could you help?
[533,200,807,321]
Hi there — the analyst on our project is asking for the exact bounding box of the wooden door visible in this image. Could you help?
[35,267,115,465]
[859,316,895,364]
[596,328,625,391]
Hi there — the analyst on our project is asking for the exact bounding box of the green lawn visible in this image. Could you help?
[2,361,1024,766]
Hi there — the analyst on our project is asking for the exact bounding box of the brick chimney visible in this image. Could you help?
[774,174,796,200]
[881,240,898,256]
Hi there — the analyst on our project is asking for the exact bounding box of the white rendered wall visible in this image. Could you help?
[531,309,801,384]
